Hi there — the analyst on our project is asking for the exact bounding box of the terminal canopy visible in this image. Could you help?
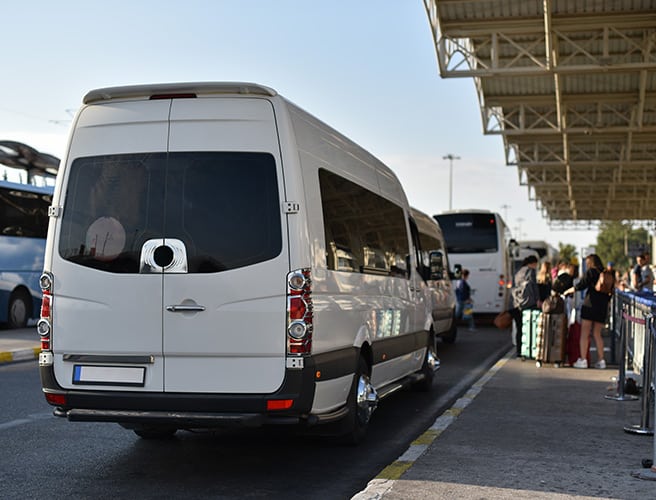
[0,140,59,182]
[424,0,656,229]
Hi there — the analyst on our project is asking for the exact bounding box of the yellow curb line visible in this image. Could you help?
[0,347,41,364]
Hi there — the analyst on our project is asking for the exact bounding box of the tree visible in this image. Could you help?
[596,221,649,271]
[558,243,577,264]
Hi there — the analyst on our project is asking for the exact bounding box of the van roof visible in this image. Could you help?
[411,207,443,240]
[83,82,277,104]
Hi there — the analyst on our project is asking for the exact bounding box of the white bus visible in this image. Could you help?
[434,210,513,315]
[518,240,559,265]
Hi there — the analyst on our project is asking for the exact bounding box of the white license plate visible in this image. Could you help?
[73,365,145,386]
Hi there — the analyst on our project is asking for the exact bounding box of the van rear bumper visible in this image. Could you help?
[55,405,349,427]
[59,408,277,427]
[39,347,359,428]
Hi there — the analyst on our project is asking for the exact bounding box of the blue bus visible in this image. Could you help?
[0,180,53,328]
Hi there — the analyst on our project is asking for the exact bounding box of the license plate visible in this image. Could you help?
[72,365,146,386]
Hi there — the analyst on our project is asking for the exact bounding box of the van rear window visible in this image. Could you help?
[59,152,282,273]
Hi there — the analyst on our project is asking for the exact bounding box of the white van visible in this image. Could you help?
[38,82,439,443]
[410,208,458,344]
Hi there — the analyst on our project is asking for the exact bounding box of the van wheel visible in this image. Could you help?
[441,311,458,344]
[415,337,439,392]
[133,426,177,439]
[8,289,30,329]
[340,357,378,445]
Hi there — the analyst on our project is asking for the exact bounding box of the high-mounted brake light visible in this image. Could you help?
[286,269,313,355]
[149,93,197,100]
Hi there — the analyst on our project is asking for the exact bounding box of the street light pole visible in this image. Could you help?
[500,204,511,222]
[442,154,460,210]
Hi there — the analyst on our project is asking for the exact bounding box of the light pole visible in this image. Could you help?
[443,154,460,210]
[500,204,511,222]
[516,217,524,240]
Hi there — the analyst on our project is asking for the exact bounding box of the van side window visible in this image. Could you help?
[319,169,409,278]
[417,231,443,269]
[59,152,282,273]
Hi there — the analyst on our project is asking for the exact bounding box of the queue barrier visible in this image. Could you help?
[610,291,656,480]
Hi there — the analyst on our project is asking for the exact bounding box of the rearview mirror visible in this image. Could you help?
[428,251,445,280]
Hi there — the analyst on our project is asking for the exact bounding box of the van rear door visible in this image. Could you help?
[52,100,172,391]
[160,97,289,393]
[52,96,289,394]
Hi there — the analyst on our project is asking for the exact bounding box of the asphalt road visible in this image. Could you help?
[0,325,511,499]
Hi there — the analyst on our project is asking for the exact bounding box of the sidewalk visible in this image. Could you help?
[355,351,656,500]
[0,327,40,363]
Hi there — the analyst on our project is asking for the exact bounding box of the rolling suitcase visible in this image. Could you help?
[520,309,541,359]
[535,294,567,367]
[536,312,567,367]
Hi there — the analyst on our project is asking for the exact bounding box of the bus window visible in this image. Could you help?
[0,181,53,328]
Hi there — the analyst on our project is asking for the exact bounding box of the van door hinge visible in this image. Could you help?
[283,201,300,214]
[48,206,61,217]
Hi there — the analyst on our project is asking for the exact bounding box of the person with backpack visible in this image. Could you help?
[509,255,540,357]
[564,253,613,369]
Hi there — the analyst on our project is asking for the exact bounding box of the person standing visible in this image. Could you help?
[509,255,540,357]
[537,261,552,302]
[566,254,613,369]
[632,253,654,292]
[455,269,476,331]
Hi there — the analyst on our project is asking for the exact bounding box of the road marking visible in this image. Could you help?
[0,412,52,431]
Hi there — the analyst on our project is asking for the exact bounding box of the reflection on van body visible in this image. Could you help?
[39,82,438,443]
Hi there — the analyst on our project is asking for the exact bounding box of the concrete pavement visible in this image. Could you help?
[354,349,656,499]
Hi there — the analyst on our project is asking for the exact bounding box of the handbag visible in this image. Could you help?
[542,294,565,314]
[463,303,474,320]
[493,310,512,329]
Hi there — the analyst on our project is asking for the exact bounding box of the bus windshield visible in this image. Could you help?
[435,213,499,254]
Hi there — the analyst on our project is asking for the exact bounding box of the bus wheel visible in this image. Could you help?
[340,357,378,445]
[8,289,30,329]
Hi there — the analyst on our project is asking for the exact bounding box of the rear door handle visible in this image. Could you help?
[166,305,206,312]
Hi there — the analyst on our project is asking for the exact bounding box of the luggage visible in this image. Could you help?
[566,321,591,366]
[520,309,541,359]
[536,311,567,367]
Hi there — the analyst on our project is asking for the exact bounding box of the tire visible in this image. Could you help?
[132,426,177,439]
[441,310,458,344]
[8,289,31,329]
[340,357,378,445]
[415,335,439,392]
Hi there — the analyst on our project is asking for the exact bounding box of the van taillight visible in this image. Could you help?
[286,269,313,355]
[38,272,53,351]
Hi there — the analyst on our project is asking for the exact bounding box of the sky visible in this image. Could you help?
[0,0,600,254]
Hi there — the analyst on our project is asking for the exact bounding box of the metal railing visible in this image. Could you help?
[609,291,656,480]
